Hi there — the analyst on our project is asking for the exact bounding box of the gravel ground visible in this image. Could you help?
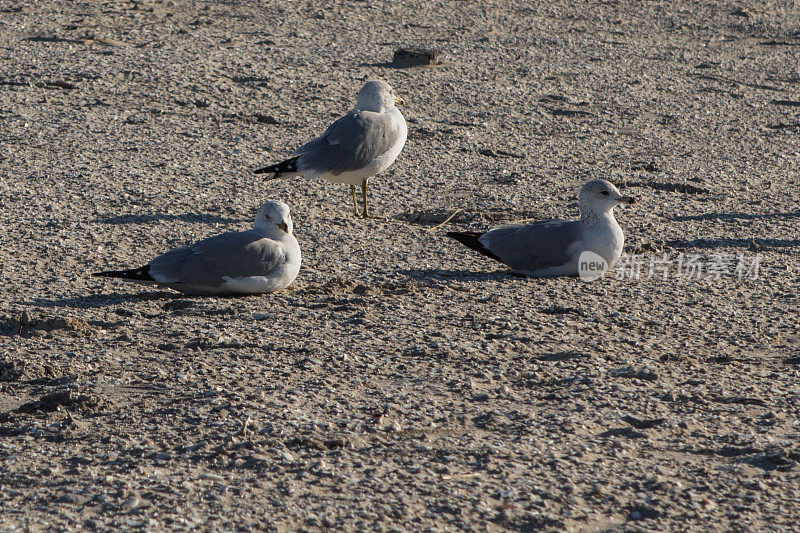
[1,0,800,531]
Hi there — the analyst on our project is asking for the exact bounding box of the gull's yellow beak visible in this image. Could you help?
[394,96,406,106]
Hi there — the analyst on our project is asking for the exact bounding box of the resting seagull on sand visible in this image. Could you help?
[447,180,635,278]
[254,80,407,218]
[94,201,301,295]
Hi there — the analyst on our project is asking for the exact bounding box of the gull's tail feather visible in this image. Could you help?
[446,231,501,262]
[254,157,300,179]
[93,264,155,281]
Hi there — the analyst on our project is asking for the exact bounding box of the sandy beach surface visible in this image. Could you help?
[1,1,799,530]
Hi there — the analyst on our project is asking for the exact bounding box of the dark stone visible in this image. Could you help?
[392,47,440,67]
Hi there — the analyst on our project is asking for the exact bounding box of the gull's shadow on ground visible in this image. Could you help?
[31,289,269,309]
[669,211,800,222]
[30,291,179,309]
[398,268,527,282]
[95,213,242,225]
[665,238,800,249]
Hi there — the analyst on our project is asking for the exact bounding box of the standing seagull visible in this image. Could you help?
[447,180,635,278]
[93,201,301,295]
[254,80,407,218]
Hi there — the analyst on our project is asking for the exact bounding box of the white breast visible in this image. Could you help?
[581,212,625,268]
[373,107,407,173]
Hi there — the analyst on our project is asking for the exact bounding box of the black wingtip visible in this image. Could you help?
[446,231,502,262]
[93,265,155,281]
[254,156,299,177]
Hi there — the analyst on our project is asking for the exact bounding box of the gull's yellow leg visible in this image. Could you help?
[361,181,370,219]
[350,184,361,217]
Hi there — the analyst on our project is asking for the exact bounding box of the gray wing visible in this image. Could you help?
[149,230,286,288]
[480,220,583,271]
[291,110,400,175]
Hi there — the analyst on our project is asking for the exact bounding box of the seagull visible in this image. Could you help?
[254,80,407,218]
[93,200,301,295]
[447,179,635,278]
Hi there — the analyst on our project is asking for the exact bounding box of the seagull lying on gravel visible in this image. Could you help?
[254,80,407,218]
[94,200,301,295]
[447,179,635,278]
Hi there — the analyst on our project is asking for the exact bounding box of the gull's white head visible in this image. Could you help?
[578,179,635,215]
[355,80,405,112]
[254,200,293,235]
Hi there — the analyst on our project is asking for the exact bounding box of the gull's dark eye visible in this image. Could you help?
[601,191,610,196]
